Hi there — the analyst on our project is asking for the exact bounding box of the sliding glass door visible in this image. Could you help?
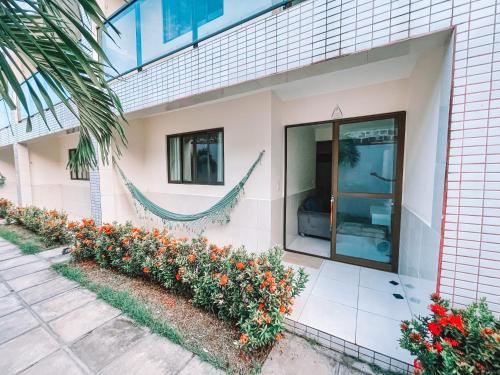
[283,112,405,272]
[331,113,405,272]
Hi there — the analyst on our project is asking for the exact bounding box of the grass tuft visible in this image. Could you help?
[52,262,227,372]
[0,226,41,254]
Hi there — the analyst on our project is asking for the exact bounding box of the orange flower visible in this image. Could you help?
[67,222,77,229]
[235,262,245,270]
[219,275,229,286]
[155,261,161,268]
[275,333,283,341]
[153,228,160,237]
[279,306,286,314]
[107,245,113,251]
[239,334,249,344]
[122,253,131,262]
[210,254,218,262]
[99,224,113,234]
[82,218,94,227]
[187,254,196,263]
[258,303,264,311]
[143,266,150,273]
[121,238,130,246]
[176,272,182,281]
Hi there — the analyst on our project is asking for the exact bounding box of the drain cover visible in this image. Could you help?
[389,280,399,286]
[393,293,404,300]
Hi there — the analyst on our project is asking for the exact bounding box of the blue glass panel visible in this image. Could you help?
[102,5,139,76]
[336,197,393,264]
[338,119,397,194]
[104,0,287,77]
[0,101,11,127]
[19,73,66,120]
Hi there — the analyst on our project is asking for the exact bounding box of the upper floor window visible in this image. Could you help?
[69,149,90,181]
[167,128,224,185]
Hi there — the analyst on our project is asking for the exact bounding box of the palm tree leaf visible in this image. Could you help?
[0,0,126,172]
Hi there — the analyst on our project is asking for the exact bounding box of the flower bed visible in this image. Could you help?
[67,219,307,350]
[3,203,70,246]
[400,293,500,374]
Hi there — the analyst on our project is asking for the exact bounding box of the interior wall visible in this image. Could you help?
[284,125,317,246]
[28,133,91,219]
[0,146,18,204]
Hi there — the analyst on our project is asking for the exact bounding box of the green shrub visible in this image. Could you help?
[5,204,70,246]
[68,220,308,350]
[400,293,500,374]
[0,198,13,218]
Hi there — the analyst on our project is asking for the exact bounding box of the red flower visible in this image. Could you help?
[443,337,459,347]
[482,327,494,335]
[430,292,440,302]
[423,341,432,351]
[433,342,443,352]
[175,272,181,281]
[122,254,131,262]
[414,359,423,370]
[429,304,447,317]
[409,332,421,342]
[239,334,249,344]
[448,314,465,333]
[428,322,443,336]
[235,262,245,270]
[279,305,286,314]
[400,322,409,331]
[258,303,264,311]
[219,275,228,286]
[143,266,150,273]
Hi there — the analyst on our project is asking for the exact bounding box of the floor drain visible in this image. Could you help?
[389,280,399,286]
[393,293,404,300]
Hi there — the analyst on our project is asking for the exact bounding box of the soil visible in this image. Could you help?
[75,260,272,374]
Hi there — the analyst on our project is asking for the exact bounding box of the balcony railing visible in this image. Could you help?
[15,0,288,122]
[102,0,288,77]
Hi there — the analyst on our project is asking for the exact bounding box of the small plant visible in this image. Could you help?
[67,220,308,351]
[0,198,13,218]
[400,293,500,374]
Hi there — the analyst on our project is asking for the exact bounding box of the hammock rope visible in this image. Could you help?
[113,150,265,231]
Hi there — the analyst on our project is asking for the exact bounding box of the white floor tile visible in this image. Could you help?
[358,287,412,321]
[298,295,357,342]
[359,267,403,293]
[311,277,359,308]
[288,236,330,258]
[319,260,360,284]
[288,292,310,321]
[356,310,413,363]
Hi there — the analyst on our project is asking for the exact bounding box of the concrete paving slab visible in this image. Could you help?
[178,357,225,375]
[0,255,39,270]
[0,327,59,375]
[0,308,39,345]
[71,317,147,372]
[0,249,22,262]
[48,254,71,264]
[33,288,96,322]
[0,244,18,252]
[99,334,194,375]
[6,269,59,291]
[0,294,23,317]
[19,350,85,375]
[49,299,121,343]
[37,247,66,259]
[19,277,78,305]
[0,282,10,297]
[0,261,50,280]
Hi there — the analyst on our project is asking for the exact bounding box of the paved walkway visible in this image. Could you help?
[0,238,373,375]
[0,239,222,375]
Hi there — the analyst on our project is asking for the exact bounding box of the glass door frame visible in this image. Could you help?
[331,111,406,273]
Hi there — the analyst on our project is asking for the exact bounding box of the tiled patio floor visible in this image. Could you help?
[283,252,435,364]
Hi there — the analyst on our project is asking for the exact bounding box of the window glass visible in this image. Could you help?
[167,129,223,184]
[69,149,90,181]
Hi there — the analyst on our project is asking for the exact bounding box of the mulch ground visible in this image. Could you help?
[75,261,273,374]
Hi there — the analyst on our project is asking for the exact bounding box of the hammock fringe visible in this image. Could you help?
[113,150,265,232]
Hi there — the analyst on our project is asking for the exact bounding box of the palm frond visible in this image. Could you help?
[0,0,126,173]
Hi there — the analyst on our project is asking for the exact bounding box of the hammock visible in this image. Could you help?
[113,150,265,231]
